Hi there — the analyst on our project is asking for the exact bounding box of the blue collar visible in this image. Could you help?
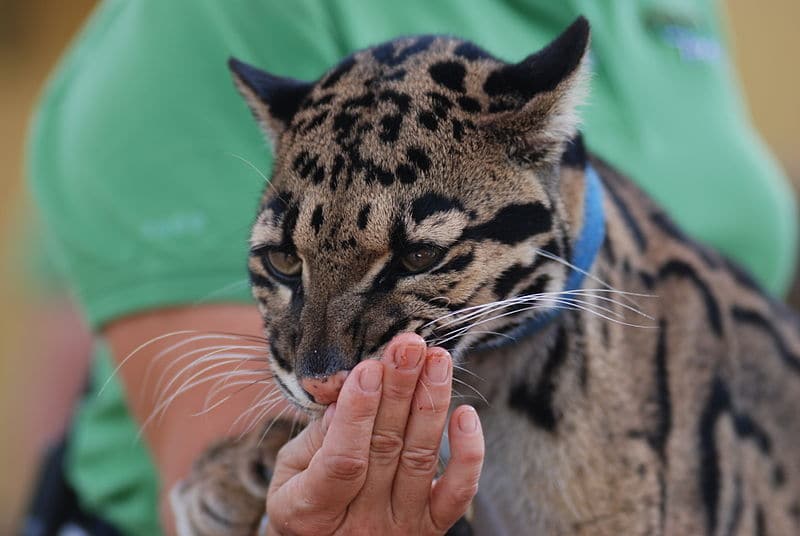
[472,163,606,352]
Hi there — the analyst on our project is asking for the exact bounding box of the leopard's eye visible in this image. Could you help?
[400,246,446,274]
[265,250,302,280]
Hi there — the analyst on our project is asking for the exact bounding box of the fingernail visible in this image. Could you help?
[426,354,449,384]
[395,343,424,369]
[359,366,382,392]
[458,408,479,433]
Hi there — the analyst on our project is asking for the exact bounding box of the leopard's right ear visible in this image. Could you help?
[228,58,314,146]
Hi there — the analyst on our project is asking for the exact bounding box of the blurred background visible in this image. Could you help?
[0,0,798,532]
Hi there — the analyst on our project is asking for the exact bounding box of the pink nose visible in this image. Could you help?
[300,370,350,405]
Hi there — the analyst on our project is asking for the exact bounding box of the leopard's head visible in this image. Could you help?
[230,18,591,412]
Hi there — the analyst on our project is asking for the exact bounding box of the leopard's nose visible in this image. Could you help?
[300,370,350,405]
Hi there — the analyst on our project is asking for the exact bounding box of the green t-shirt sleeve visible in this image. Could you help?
[27,0,346,330]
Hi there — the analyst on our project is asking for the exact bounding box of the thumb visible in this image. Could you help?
[268,404,336,490]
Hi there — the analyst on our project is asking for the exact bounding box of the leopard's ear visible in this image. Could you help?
[228,58,314,146]
[482,16,590,166]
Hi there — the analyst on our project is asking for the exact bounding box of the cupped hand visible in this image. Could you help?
[265,333,484,536]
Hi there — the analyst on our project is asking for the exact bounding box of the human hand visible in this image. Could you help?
[264,333,484,536]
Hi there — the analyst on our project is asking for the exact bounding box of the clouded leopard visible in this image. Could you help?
[170,17,800,536]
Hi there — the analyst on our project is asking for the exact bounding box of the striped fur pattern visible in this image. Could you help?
[172,18,800,535]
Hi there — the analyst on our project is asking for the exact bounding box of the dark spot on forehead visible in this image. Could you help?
[379,114,403,143]
[282,203,300,247]
[429,61,467,93]
[418,111,438,131]
[406,147,432,172]
[312,165,325,185]
[321,56,356,89]
[411,192,465,224]
[373,36,436,67]
[461,202,552,245]
[457,96,481,113]
[302,110,329,133]
[311,204,324,234]
[264,191,292,223]
[451,119,464,141]
[454,42,492,61]
[343,92,375,109]
[379,90,411,113]
[396,164,416,184]
[330,155,344,191]
[357,204,371,230]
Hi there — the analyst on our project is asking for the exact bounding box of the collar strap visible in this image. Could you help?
[471,163,606,352]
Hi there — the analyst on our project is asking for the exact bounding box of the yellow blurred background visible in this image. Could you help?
[0,0,798,532]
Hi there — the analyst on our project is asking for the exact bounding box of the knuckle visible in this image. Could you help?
[369,430,405,460]
[323,453,368,481]
[450,482,480,505]
[383,380,416,402]
[399,444,440,476]
[455,446,484,466]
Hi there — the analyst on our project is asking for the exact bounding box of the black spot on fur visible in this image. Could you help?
[264,192,292,224]
[494,262,540,300]
[379,90,411,113]
[454,42,492,61]
[731,307,800,374]
[561,134,587,168]
[650,210,719,269]
[357,204,371,230]
[411,192,465,224]
[248,266,275,291]
[396,164,417,184]
[599,176,647,251]
[303,110,329,132]
[321,56,356,89]
[699,378,775,535]
[431,251,474,275]
[343,92,375,109]
[755,506,767,536]
[452,119,465,141]
[508,324,569,431]
[330,154,344,191]
[483,17,588,102]
[407,147,432,172]
[312,165,325,185]
[379,114,403,143]
[462,203,552,245]
[333,111,358,139]
[418,111,438,131]
[658,260,722,336]
[269,340,292,372]
[373,35,435,67]
[648,320,672,460]
[457,96,481,113]
[426,92,454,118]
[429,61,467,93]
[281,204,299,248]
[311,205,324,234]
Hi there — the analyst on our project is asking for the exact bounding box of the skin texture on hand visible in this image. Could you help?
[266,333,485,536]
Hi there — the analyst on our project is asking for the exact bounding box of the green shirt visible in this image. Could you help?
[28,1,797,534]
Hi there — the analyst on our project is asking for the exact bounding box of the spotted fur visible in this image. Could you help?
[173,18,800,535]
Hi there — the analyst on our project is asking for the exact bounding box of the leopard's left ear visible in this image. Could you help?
[228,58,314,147]
[482,16,590,165]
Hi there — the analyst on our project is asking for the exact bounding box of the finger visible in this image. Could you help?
[361,333,426,498]
[390,346,453,518]
[268,360,383,528]
[429,405,484,533]
[268,404,335,491]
